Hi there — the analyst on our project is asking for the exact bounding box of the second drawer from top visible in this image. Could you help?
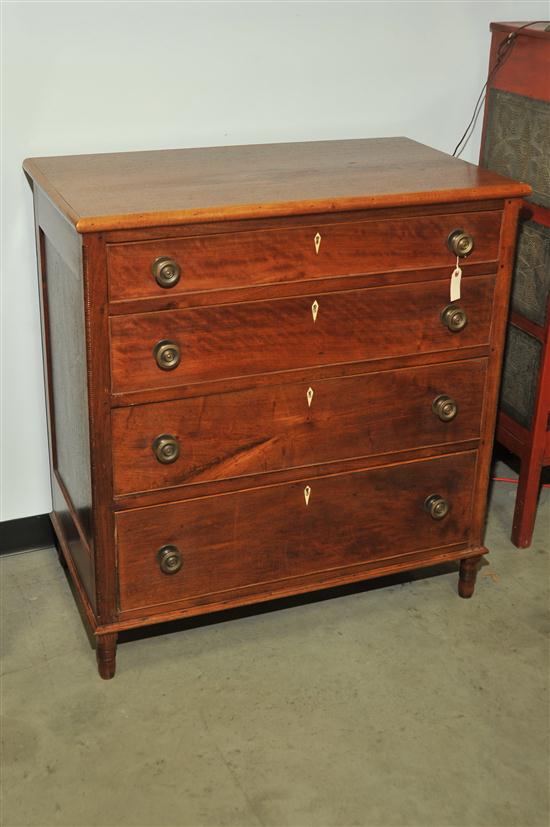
[110,276,495,394]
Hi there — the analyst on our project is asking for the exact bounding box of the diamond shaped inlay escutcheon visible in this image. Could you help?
[304,485,312,506]
[311,300,319,323]
[314,232,322,254]
[307,387,314,407]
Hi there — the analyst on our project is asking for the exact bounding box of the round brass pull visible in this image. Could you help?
[152,434,180,464]
[153,339,181,371]
[157,545,182,575]
[152,256,181,289]
[447,229,474,258]
[424,494,450,520]
[441,304,468,333]
[432,394,458,422]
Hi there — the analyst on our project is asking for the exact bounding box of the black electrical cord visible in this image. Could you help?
[452,20,550,158]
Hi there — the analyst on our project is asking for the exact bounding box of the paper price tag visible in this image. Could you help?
[450,257,462,302]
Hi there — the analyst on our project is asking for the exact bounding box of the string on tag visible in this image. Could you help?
[450,255,462,302]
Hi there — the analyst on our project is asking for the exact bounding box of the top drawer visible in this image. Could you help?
[107,210,502,301]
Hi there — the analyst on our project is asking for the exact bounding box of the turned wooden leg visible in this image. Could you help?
[96,633,118,679]
[458,555,482,599]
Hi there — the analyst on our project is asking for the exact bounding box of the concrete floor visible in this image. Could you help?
[1,466,549,827]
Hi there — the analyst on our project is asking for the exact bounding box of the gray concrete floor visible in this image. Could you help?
[1,465,549,827]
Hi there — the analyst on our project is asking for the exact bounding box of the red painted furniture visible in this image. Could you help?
[480,22,550,547]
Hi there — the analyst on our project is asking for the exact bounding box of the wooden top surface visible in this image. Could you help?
[23,137,531,233]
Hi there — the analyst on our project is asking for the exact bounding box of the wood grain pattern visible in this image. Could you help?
[116,451,477,613]
[108,262,498,319]
[23,138,530,232]
[104,200,506,242]
[110,544,486,630]
[110,276,495,394]
[23,136,528,677]
[109,345,491,409]
[111,360,487,496]
[107,210,502,302]
[110,440,482,512]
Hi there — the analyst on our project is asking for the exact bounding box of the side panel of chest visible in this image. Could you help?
[33,193,96,609]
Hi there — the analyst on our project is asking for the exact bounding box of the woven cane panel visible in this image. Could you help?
[483,89,550,208]
[511,220,550,326]
[500,324,542,429]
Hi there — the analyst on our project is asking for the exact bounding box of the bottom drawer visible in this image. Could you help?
[116,451,477,612]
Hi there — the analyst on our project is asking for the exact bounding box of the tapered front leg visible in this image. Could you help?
[96,633,118,679]
[458,555,482,599]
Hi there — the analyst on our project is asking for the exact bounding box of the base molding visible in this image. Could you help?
[94,545,488,635]
[49,505,488,680]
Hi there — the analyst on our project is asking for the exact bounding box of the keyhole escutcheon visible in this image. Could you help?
[314,232,322,254]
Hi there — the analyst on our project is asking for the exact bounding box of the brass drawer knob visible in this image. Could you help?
[152,256,181,288]
[441,304,468,332]
[152,434,180,464]
[432,394,458,422]
[424,494,449,520]
[157,545,182,575]
[447,229,474,258]
[153,339,181,370]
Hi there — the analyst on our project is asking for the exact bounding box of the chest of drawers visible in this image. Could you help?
[23,138,530,678]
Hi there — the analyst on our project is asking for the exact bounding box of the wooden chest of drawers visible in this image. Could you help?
[23,138,530,678]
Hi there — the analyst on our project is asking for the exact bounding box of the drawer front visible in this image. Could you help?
[110,276,495,394]
[111,360,487,495]
[107,210,502,301]
[116,451,477,612]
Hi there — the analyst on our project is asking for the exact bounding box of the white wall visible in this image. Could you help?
[1,0,547,522]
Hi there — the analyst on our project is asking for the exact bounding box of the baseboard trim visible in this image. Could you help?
[0,514,55,555]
